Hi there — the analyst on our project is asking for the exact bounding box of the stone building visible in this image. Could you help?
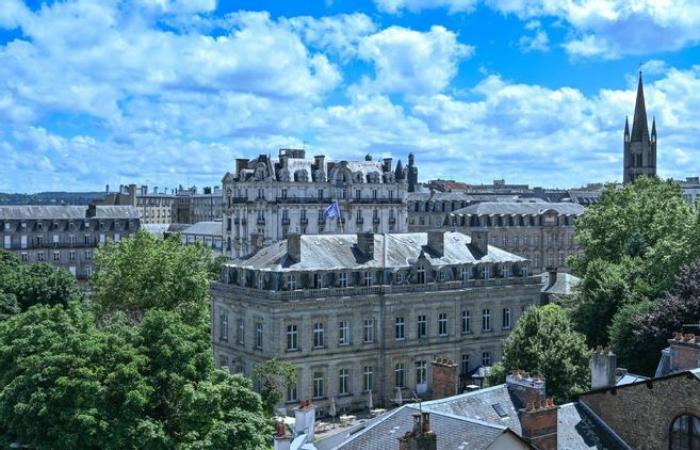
[0,204,140,279]
[174,186,223,224]
[446,202,584,274]
[180,221,223,256]
[98,184,175,225]
[211,230,541,416]
[623,72,657,184]
[221,149,412,258]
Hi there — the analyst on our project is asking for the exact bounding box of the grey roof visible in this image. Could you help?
[615,371,648,386]
[452,202,584,216]
[182,221,222,237]
[0,205,139,220]
[541,272,581,296]
[557,403,628,450]
[230,232,524,272]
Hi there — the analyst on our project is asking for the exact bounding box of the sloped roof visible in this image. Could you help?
[541,272,581,296]
[0,205,139,220]
[452,202,584,216]
[229,232,524,272]
[558,403,629,450]
[182,221,222,237]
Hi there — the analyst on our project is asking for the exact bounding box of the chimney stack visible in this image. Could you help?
[314,155,326,172]
[519,398,558,450]
[383,157,393,173]
[427,230,445,257]
[287,234,301,262]
[506,370,546,409]
[668,332,700,372]
[236,158,248,173]
[591,346,617,389]
[431,357,457,400]
[294,400,316,441]
[469,230,488,256]
[357,232,375,259]
[273,420,291,450]
[398,412,437,450]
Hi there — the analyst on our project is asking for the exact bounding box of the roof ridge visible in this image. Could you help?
[407,404,509,431]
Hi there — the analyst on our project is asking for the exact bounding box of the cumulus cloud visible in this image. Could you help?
[284,13,377,60]
[375,0,478,14]
[519,29,549,52]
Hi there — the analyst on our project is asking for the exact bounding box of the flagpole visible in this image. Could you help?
[338,202,344,233]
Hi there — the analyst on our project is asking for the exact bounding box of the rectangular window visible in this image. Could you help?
[483,265,490,280]
[355,189,361,200]
[461,354,470,374]
[502,263,509,278]
[417,315,427,339]
[482,351,492,366]
[417,265,426,284]
[287,274,296,290]
[314,273,324,289]
[395,363,405,388]
[281,189,287,199]
[395,317,405,340]
[237,319,245,345]
[338,320,350,346]
[363,366,373,392]
[482,309,491,332]
[52,251,60,261]
[461,310,471,334]
[318,189,324,200]
[3,236,10,249]
[286,324,298,351]
[438,313,448,337]
[219,312,228,342]
[286,383,298,403]
[313,372,324,399]
[20,252,28,262]
[339,272,348,288]
[522,263,530,277]
[313,323,325,348]
[364,271,373,287]
[415,361,427,386]
[255,322,263,350]
[85,250,92,260]
[461,265,470,281]
[372,190,378,200]
[338,368,349,395]
[20,235,27,249]
[502,308,511,330]
[363,319,374,343]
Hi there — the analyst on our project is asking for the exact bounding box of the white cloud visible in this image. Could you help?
[519,29,549,52]
[284,13,377,61]
[357,25,474,96]
[641,59,668,75]
[375,0,478,14]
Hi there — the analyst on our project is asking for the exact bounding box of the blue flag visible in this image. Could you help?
[324,201,340,219]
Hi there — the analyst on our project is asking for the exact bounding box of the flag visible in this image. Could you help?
[324,201,340,219]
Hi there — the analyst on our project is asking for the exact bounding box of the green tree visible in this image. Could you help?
[253,359,297,414]
[491,304,590,403]
[608,300,655,374]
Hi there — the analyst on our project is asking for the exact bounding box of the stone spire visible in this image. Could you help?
[651,116,656,141]
[624,116,630,140]
[630,71,649,143]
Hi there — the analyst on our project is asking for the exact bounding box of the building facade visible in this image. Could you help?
[222,149,412,258]
[0,205,140,279]
[181,221,223,256]
[98,184,176,225]
[211,230,541,416]
[174,186,223,224]
[623,72,657,184]
[446,202,584,274]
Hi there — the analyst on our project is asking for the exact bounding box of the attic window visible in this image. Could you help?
[492,403,509,418]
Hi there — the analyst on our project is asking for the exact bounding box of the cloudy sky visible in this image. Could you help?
[1,0,699,192]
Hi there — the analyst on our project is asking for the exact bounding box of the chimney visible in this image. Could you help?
[314,155,326,171]
[469,230,489,256]
[506,370,546,409]
[105,184,109,193]
[274,420,291,450]
[236,158,248,173]
[431,357,457,400]
[383,157,393,172]
[427,230,445,257]
[546,267,557,290]
[519,399,558,450]
[357,232,375,259]
[398,412,437,450]
[141,185,147,196]
[668,332,700,372]
[204,186,212,195]
[591,346,617,389]
[287,234,301,262]
[294,400,316,441]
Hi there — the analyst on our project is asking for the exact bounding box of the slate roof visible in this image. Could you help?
[230,232,525,272]
[0,205,139,220]
[451,202,584,216]
[541,272,581,296]
[557,403,628,450]
[182,221,222,237]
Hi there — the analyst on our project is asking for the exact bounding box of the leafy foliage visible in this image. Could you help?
[491,304,590,403]
[608,300,655,374]
[253,359,297,414]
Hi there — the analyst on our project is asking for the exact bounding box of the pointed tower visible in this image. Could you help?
[623,72,657,184]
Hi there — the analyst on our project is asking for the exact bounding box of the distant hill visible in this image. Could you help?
[0,191,107,206]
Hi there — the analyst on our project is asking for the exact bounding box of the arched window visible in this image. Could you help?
[670,414,700,450]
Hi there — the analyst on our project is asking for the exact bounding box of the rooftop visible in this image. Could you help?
[452,202,584,216]
[0,205,140,220]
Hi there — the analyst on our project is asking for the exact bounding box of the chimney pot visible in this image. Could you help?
[357,232,375,259]
[591,347,617,389]
[469,230,489,256]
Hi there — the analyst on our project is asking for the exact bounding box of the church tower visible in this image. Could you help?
[623,72,657,184]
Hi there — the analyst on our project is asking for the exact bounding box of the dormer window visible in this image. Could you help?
[417,265,426,284]
[502,263,509,278]
[287,274,296,290]
[461,265,471,281]
[364,271,373,287]
[338,272,348,288]
[483,265,491,280]
[521,263,529,277]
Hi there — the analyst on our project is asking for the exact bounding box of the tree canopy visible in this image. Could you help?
[253,358,297,414]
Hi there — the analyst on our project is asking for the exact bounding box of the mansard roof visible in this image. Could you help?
[451,201,584,217]
[0,205,140,220]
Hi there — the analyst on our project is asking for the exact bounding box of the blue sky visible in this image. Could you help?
[1,0,700,192]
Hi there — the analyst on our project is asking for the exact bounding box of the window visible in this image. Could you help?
[313,323,325,348]
[355,189,361,200]
[287,274,296,290]
[338,368,349,395]
[314,273,324,289]
[318,189,324,200]
[417,315,427,339]
[482,309,491,332]
[438,270,446,282]
[236,319,245,345]
[286,324,298,351]
[85,250,92,260]
[255,322,263,350]
[395,317,405,340]
[417,265,426,284]
[483,265,491,280]
[502,308,511,330]
[3,236,10,249]
[219,312,228,342]
[287,383,298,403]
[281,189,287,199]
[461,310,471,334]
[395,363,405,387]
[364,271,373,287]
[339,272,348,288]
[53,251,60,261]
[415,361,427,385]
[258,188,264,200]
[461,354,470,374]
[372,190,378,200]
[502,263,509,278]
[482,351,492,366]
[461,265,470,281]
[363,319,374,343]
[438,313,448,336]
[522,263,530,277]
[670,414,700,450]
[20,252,28,262]
[20,235,27,249]
[338,320,350,345]
[363,366,373,392]
[313,372,325,399]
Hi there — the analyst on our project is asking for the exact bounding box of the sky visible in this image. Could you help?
[1,0,700,192]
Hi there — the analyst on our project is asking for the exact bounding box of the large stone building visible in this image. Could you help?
[0,205,140,279]
[174,186,223,224]
[623,72,657,184]
[98,184,176,225]
[445,202,584,274]
[211,230,541,415]
[221,149,413,258]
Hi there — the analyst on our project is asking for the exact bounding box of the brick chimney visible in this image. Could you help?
[235,158,248,173]
[469,230,488,256]
[669,332,700,372]
[274,419,291,450]
[398,412,437,450]
[519,399,558,450]
[357,232,375,259]
[287,234,301,262]
[591,346,617,389]
[506,370,546,409]
[431,357,457,400]
[294,400,316,441]
[427,230,445,257]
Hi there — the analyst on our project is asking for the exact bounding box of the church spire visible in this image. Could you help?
[651,116,656,139]
[630,71,649,142]
[624,116,630,139]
